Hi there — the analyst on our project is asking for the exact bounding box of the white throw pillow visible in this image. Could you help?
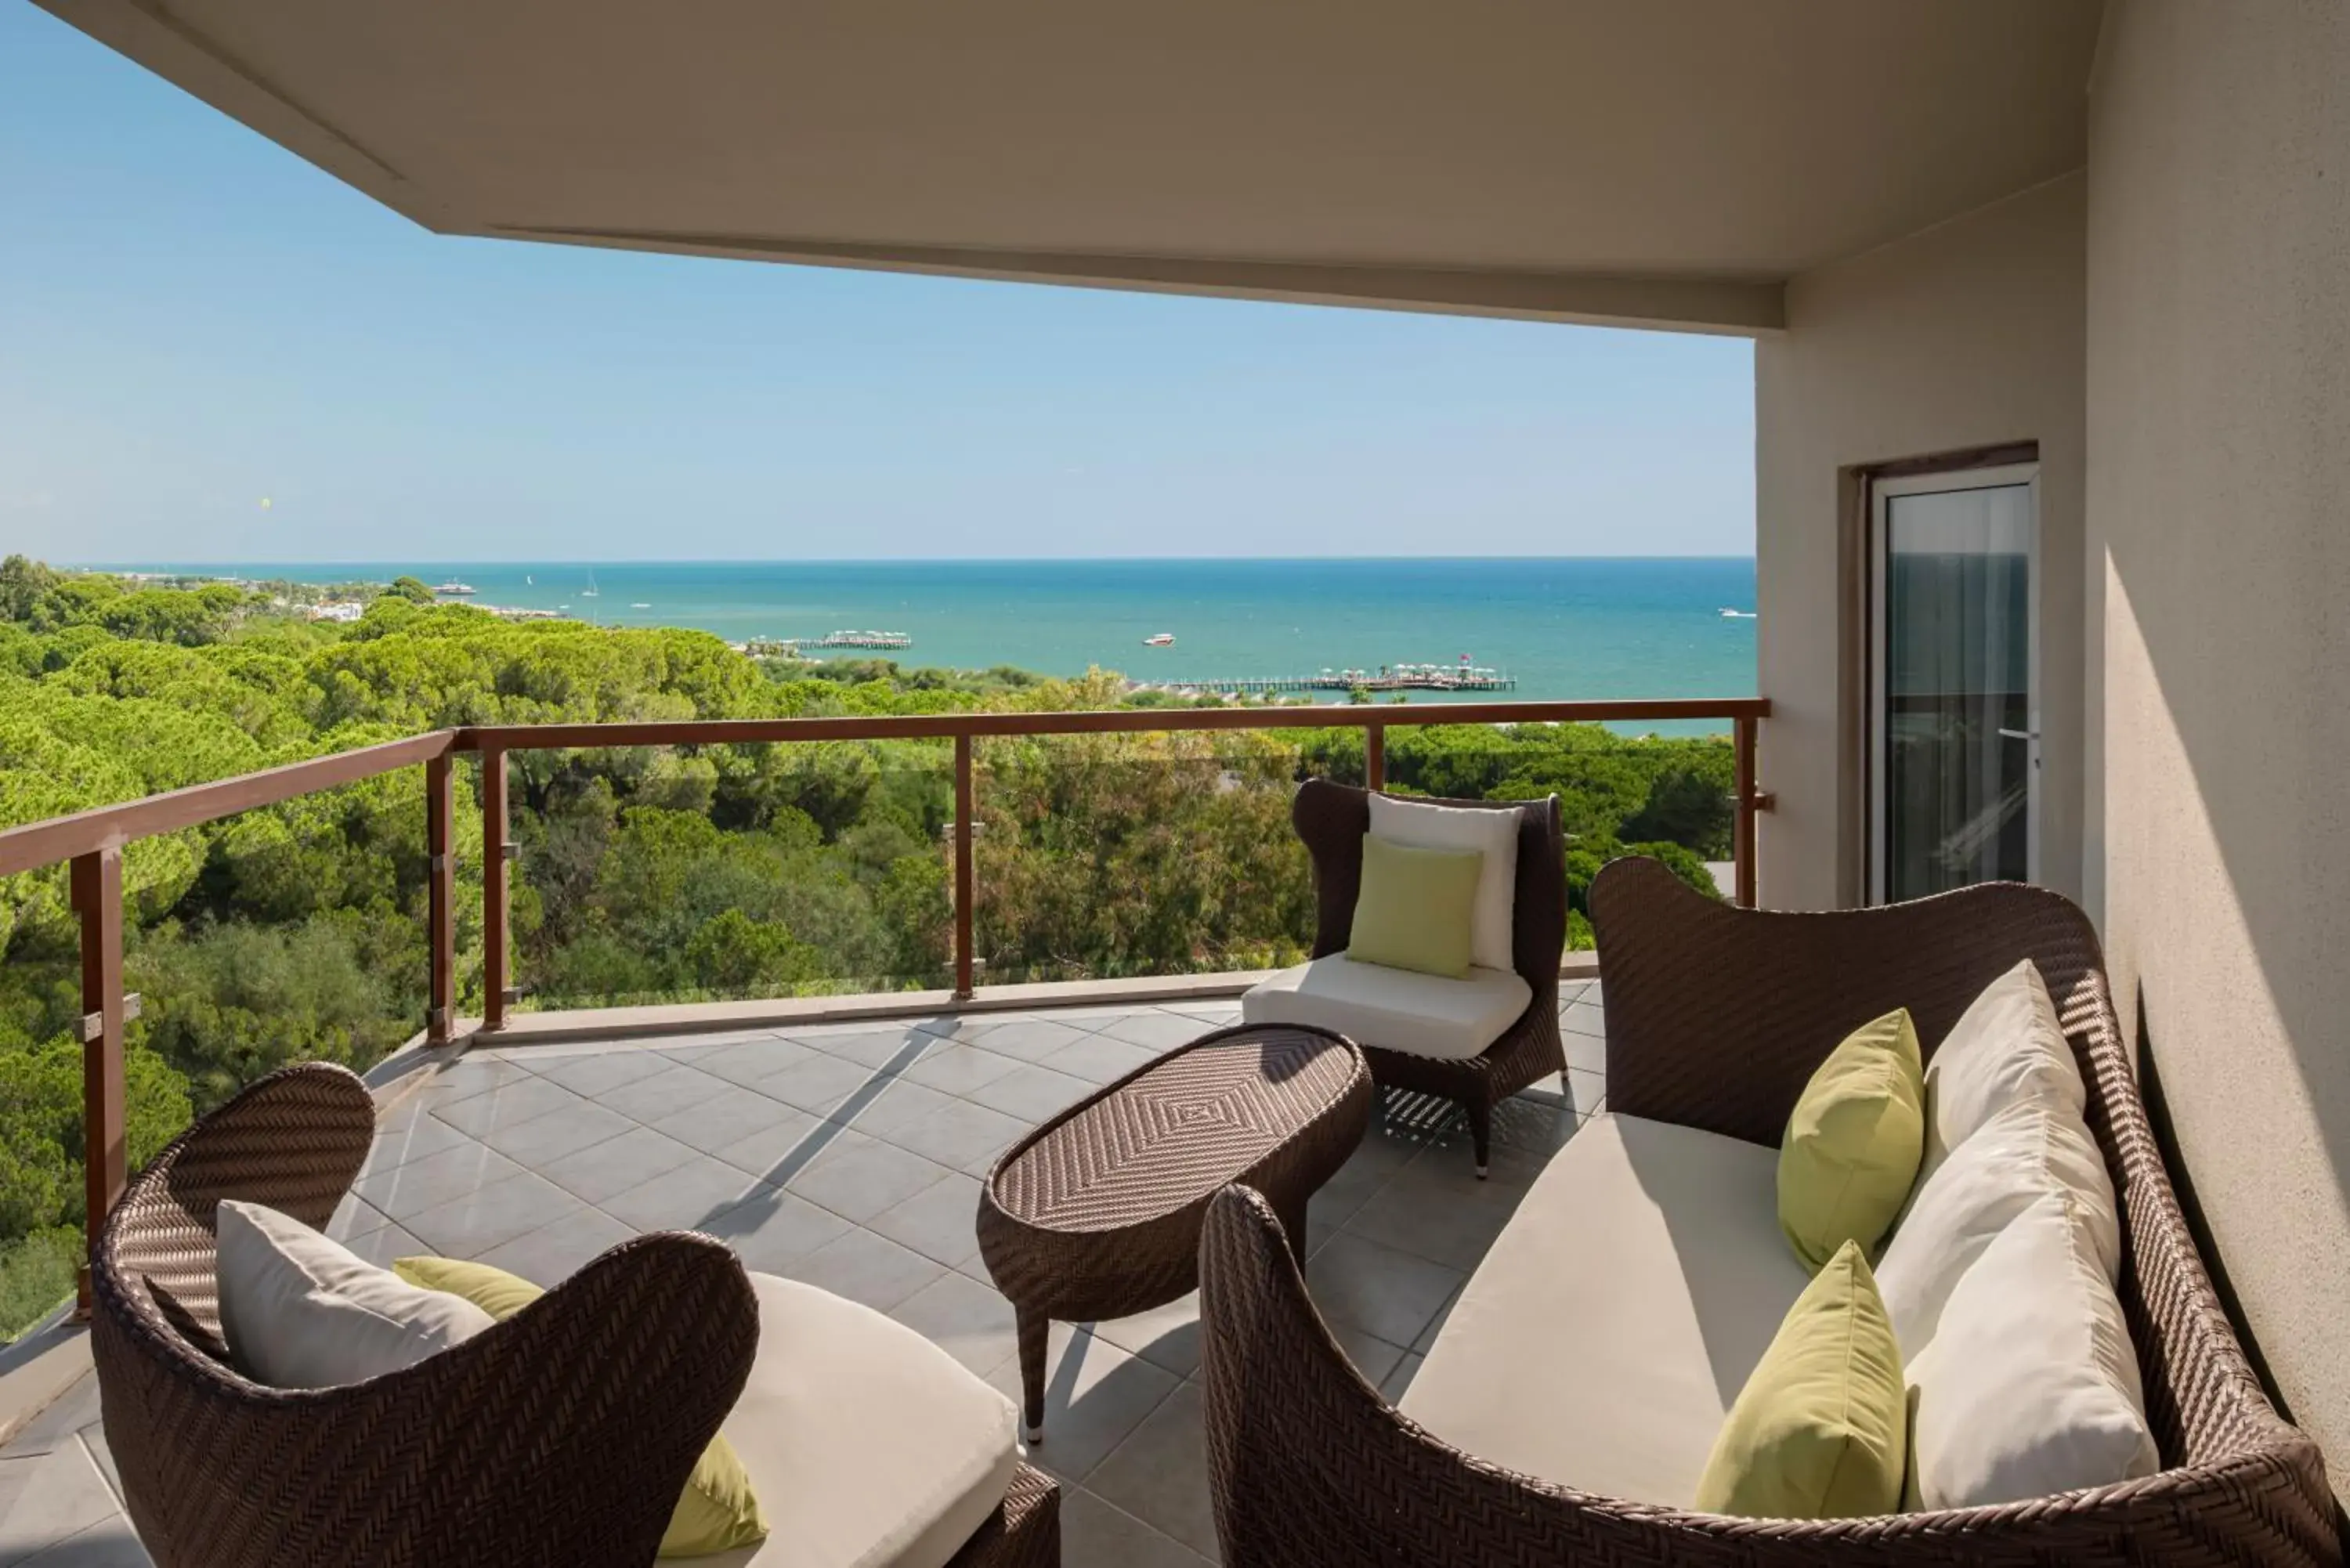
[1906,1191,2157,1508]
[1366,793,1518,974]
[215,1199,494,1389]
[1876,1099,2119,1360]
[1922,959,2084,1176]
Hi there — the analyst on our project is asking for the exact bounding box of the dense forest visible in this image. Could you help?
[0,555,1729,1332]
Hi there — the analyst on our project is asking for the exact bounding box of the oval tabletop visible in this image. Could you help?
[989,1024,1368,1234]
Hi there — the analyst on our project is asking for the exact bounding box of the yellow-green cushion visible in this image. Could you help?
[394,1256,768,1557]
[1347,833,1484,979]
[1777,1009,1925,1272]
[1694,1240,1907,1519]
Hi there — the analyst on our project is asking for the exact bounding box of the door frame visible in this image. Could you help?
[1866,460,2042,904]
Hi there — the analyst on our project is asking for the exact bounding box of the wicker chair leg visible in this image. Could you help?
[1466,1098,1492,1178]
[1014,1305,1048,1444]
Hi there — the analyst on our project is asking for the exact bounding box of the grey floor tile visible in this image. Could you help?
[685,1036,821,1089]
[784,1023,939,1070]
[597,1154,772,1232]
[402,1172,587,1259]
[1033,1034,1159,1086]
[416,1057,535,1107]
[962,1064,1092,1125]
[953,1017,1093,1064]
[473,1205,637,1286]
[1567,1066,1607,1117]
[1061,1488,1213,1568]
[350,1138,521,1221]
[363,1112,475,1175]
[16,1508,150,1567]
[2,1376,99,1460]
[888,1272,1019,1374]
[880,1098,1031,1176]
[989,1329,1181,1484]
[1162,1000,1243,1024]
[1412,1282,1462,1353]
[73,1425,118,1510]
[479,1100,638,1169]
[697,1187,854,1274]
[1560,999,1607,1040]
[428,1075,584,1139]
[784,1133,958,1224]
[1092,1012,1209,1050]
[1327,1322,1409,1389]
[645,1089,819,1165]
[865,1172,985,1270]
[1305,1149,1397,1232]
[590,1064,732,1125]
[757,1053,888,1118]
[781,1227,947,1313]
[534,1125,703,1206]
[1303,1234,1465,1349]
[901,1045,1024,1097]
[1092,1292,1200,1379]
[708,1106,839,1183]
[325,1194,391,1244]
[0,1440,124,1563]
[1379,1352,1424,1403]
[530,1048,677,1100]
[1086,1381,1219,1560]
[1342,1162,1531,1271]
[342,1219,426,1267]
[1564,1028,1607,1076]
[824,1077,957,1141]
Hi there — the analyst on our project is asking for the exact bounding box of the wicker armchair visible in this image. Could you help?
[90,1061,1061,1568]
[1283,778,1567,1173]
[1198,857,2337,1567]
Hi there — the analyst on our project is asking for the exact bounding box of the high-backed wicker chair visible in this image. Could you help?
[1282,778,1567,1173]
[1197,857,2337,1567]
[90,1061,1061,1568]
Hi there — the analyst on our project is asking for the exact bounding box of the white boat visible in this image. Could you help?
[630,602,652,609]
[432,580,476,596]
[1719,606,1755,618]
[1143,633,1176,647]
[581,569,600,598]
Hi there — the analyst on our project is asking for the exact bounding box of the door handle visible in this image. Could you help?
[1997,728,2039,740]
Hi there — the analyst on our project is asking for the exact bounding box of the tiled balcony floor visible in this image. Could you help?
[0,982,1607,1567]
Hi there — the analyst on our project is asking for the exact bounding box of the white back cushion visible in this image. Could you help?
[216,1199,493,1389]
[1366,793,1519,974]
[1922,959,2083,1176]
[1875,1099,2119,1360]
[1906,1191,2157,1508]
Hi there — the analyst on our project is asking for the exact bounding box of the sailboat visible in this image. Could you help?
[581,569,600,598]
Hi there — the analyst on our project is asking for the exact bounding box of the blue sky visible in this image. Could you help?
[0,5,1755,564]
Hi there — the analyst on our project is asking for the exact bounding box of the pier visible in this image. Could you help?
[743,630,913,655]
[1142,667,1517,696]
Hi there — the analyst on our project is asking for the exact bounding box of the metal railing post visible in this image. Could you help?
[481,746,510,1031]
[71,847,125,1314]
[425,753,455,1043]
[1365,721,1386,792]
[953,734,975,1000]
[1733,716,1759,909]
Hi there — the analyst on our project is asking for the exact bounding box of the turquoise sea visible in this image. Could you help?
[107,558,1757,726]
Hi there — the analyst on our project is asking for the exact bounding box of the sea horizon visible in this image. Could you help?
[81,556,1759,724]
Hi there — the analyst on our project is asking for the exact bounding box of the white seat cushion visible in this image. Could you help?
[1241,954,1531,1062]
[1399,1115,1810,1507]
[214,1200,494,1389]
[705,1274,1020,1568]
[1366,793,1520,972]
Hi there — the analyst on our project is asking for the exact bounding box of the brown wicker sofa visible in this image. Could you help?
[1198,856,2337,1566]
[1242,778,1567,1176]
[90,1061,1061,1568]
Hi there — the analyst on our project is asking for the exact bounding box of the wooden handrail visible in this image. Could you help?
[0,729,462,878]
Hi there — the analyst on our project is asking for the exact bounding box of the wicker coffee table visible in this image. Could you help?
[976,1021,1373,1441]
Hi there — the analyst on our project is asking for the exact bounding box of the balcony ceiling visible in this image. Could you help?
[39,0,2103,333]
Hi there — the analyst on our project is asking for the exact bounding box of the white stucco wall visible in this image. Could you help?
[1754,175,2088,911]
[2089,0,2350,1475]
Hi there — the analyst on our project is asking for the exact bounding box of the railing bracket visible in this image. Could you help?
[81,992,140,1042]
[500,843,520,862]
[428,852,451,872]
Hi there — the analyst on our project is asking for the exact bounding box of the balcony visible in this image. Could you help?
[0,982,1607,1564]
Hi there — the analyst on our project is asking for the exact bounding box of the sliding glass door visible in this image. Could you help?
[1869,465,2038,903]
